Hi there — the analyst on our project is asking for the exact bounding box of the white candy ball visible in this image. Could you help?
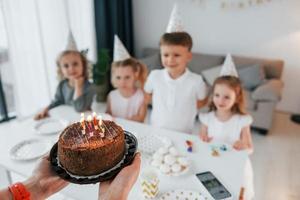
[160,164,171,174]
[177,157,189,166]
[164,154,176,165]
[152,153,163,161]
[169,147,179,156]
[151,159,162,167]
[164,140,172,148]
[158,147,168,155]
[171,163,182,173]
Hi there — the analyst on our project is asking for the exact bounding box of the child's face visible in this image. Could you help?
[160,44,192,76]
[59,53,84,80]
[213,84,237,112]
[113,66,136,91]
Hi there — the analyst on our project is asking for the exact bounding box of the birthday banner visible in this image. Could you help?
[182,0,275,9]
[220,0,273,9]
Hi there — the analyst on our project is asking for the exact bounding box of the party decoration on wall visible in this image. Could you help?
[182,0,274,9]
[184,0,205,5]
[220,0,273,10]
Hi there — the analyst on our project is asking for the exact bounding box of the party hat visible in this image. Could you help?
[113,35,131,62]
[220,54,238,77]
[66,30,78,51]
[166,4,184,33]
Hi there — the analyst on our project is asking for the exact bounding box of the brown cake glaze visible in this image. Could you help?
[57,120,125,176]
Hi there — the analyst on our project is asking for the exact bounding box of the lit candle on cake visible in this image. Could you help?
[97,115,105,138]
[86,115,93,131]
[97,115,103,126]
[86,115,95,137]
[93,112,98,130]
[80,118,86,135]
[87,115,92,122]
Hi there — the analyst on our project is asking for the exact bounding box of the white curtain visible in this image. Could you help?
[1,0,96,117]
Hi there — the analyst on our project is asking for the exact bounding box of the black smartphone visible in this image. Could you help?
[196,171,232,200]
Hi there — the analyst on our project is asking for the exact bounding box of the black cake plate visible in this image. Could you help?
[50,131,138,184]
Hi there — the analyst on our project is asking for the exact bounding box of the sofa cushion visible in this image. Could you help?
[232,55,284,79]
[188,53,224,74]
[251,79,283,101]
[201,65,222,86]
[238,64,266,90]
[140,53,162,72]
[201,63,266,90]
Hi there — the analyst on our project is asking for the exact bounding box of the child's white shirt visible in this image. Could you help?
[199,111,254,199]
[144,68,206,133]
[199,111,253,144]
[108,88,144,120]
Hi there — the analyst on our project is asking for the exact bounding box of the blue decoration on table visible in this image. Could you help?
[220,144,227,151]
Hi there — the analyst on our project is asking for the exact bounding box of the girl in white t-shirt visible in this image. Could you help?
[106,58,148,122]
[199,76,254,200]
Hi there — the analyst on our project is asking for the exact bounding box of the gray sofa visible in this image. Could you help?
[140,48,284,135]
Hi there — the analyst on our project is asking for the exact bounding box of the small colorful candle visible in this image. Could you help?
[80,117,85,129]
[93,112,99,130]
[100,130,105,138]
[87,115,92,123]
[97,115,103,130]
[87,115,93,130]
[80,118,86,135]
[97,115,102,124]
[80,113,85,129]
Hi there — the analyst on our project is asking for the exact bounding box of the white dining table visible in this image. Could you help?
[0,105,247,200]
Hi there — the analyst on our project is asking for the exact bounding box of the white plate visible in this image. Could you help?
[159,190,206,200]
[137,135,172,154]
[34,118,68,135]
[10,139,52,161]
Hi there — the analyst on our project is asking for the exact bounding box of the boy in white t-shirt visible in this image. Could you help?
[144,32,207,133]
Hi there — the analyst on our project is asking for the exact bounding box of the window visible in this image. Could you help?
[0,3,16,122]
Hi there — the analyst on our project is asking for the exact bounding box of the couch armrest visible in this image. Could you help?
[251,79,283,101]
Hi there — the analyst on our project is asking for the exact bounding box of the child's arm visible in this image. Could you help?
[105,96,112,115]
[72,81,96,112]
[34,81,66,120]
[34,107,49,120]
[199,124,213,142]
[130,96,148,122]
[73,77,84,100]
[196,76,209,109]
[144,93,152,106]
[197,96,209,109]
[233,126,254,154]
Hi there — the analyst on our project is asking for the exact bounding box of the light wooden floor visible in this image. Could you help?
[251,112,300,200]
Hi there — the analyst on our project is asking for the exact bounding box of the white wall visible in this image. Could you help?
[133,0,300,114]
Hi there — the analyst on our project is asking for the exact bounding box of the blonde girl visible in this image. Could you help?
[106,58,148,122]
[35,50,95,120]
